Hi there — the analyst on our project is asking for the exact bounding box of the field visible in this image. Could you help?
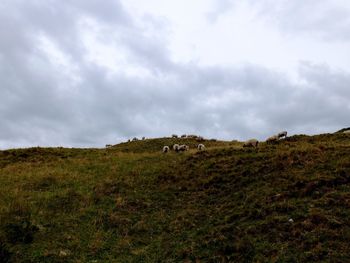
[1,133,350,262]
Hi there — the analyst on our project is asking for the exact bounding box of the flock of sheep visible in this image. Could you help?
[242,131,288,148]
[243,131,287,148]
[266,131,288,144]
[106,131,288,152]
[128,137,146,142]
[172,134,205,141]
[106,129,350,151]
[162,131,288,153]
[163,134,206,153]
[163,143,205,153]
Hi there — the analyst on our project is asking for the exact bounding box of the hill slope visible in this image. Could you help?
[1,133,350,262]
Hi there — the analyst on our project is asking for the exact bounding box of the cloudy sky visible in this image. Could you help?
[1,0,350,148]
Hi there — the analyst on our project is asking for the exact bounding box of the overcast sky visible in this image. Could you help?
[1,0,350,148]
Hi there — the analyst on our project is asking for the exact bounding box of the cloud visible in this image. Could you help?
[0,1,349,149]
[248,0,350,41]
[205,1,350,41]
[206,0,233,23]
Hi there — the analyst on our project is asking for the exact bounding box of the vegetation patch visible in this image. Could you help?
[1,133,350,261]
[0,202,38,246]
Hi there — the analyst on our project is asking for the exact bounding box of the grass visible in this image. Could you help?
[0,134,350,262]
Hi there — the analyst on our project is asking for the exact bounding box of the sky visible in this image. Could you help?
[0,0,350,148]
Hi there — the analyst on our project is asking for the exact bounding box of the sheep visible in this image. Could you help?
[266,135,279,144]
[178,145,189,152]
[181,134,187,138]
[173,144,180,152]
[173,144,188,152]
[163,146,170,153]
[278,131,288,139]
[196,136,204,142]
[197,144,205,151]
[172,134,178,138]
[243,139,259,148]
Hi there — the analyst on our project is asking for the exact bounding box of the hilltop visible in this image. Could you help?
[1,133,350,262]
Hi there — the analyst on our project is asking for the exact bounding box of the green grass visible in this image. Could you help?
[1,134,350,262]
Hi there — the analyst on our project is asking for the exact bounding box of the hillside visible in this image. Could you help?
[1,134,350,262]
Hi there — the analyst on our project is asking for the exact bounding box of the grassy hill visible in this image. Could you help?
[1,134,350,262]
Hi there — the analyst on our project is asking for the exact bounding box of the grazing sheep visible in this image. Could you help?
[197,144,205,151]
[173,144,180,152]
[266,135,279,144]
[178,145,189,151]
[243,139,259,148]
[163,146,170,153]
[278,131,288,139]
[172,134,178,138]
[105,144,112,148]
[181,134,187,138]
[196,136,204,142]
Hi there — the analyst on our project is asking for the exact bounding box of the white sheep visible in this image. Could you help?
[243,139,259,148]
[197,144,205,151]
[173,144,180,152]
[196,136,204,142]
[266,135,279,144]
[178,145,189,151]
[278,131,288,139]
[163,146,170,153]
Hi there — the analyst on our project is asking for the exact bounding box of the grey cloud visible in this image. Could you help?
[256,63,350,135]
[0,1,350,149]
[173,63,350,140]
[298,62,350,99]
